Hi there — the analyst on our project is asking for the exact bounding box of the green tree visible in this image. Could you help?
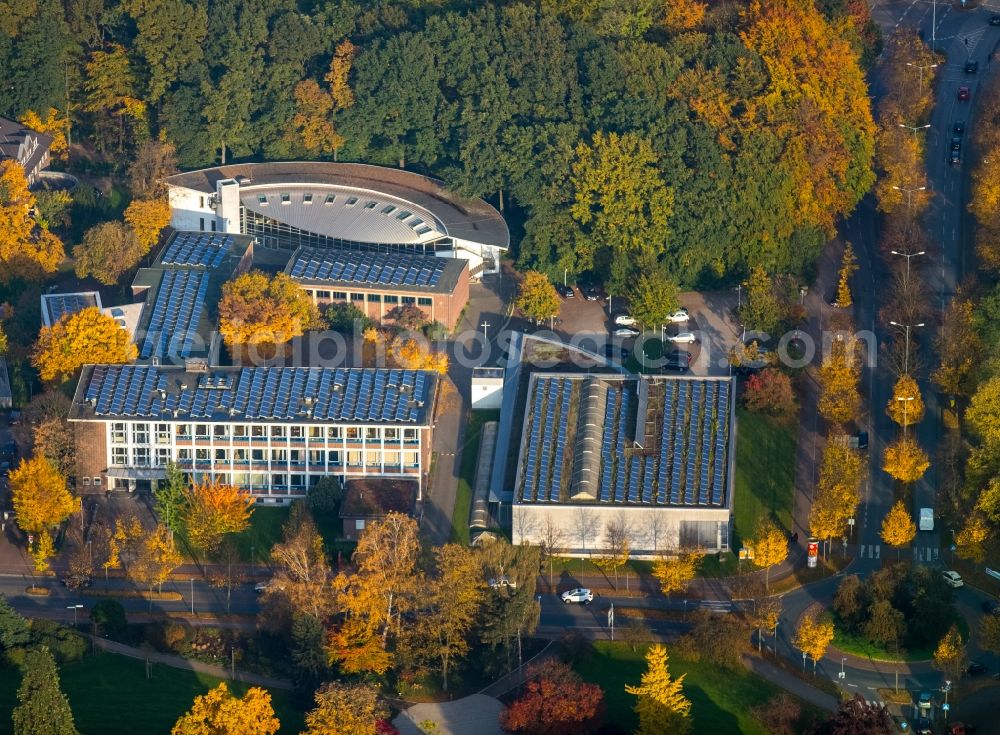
[12,647,80,735]
[291,614,327,691]
[72,222,145,286]
[628,271,680,331]
[863,599,903,649]
[126,0,209,104]
[0,593,30,651]
[154,463,188,539]
[625,644,691,735]
[740,265,783,335]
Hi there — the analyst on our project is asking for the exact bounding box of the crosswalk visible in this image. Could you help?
[914,546,939,563]
[857,543,940,562]
[859,544,881,559]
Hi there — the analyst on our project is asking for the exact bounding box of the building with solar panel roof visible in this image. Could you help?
[70,364,437,501]
[164,162,508,281]
[510,373,735,557]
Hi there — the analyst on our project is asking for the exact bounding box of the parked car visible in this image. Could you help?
[954,121,966,135]
[919,507,934,531]
[661,353,691,373]
[614,314,637,326]
[555,284,575,298]
[942,570,964,588]
[613,327,641,338]
[981,599,1000,615]
[561,588,594,605]
[488,576,517,590]
[958,86,971,101]
[582,285,603,302]
[965,60,979,74]
[667,308,690,323]
[666,332,698,344]
[966,660,988,676]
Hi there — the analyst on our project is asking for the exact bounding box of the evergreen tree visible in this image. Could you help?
[154,463,188,538]
[12,647,80,735]
[0,593,30,651]
[625,644,692,735]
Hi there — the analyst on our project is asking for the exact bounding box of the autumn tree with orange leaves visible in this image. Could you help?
[172,683,279,735]
[288,40,356,159]
[218,271,321,357]
[124,197,171,252]
[33,307,137,382]
[180,480,253,554]
[388,336,449,374]
[500,659,605,734]
[0,160,64,282]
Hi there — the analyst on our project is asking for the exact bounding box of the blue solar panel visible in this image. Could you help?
[161,232,233,268]
[289,246,447,289]
[599,388,617,502]
[628,459,641,503]
[549,381,573,501]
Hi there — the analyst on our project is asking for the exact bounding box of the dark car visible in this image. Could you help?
[661,350,692,373]
[982,599,1000,615]
[555,284,575,298]
[992,14,1000,26]
[603,344,629,360]
[966,661,988,676]
[952,137,962,151]
[915,717,933,735]
[954,121,966,135]
[582,285,603,302]
[60,575,92,590]
[950,149,961,166]
[959,86,971,101]
[965,60,979,74]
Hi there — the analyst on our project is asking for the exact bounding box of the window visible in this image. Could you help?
[346,196,359,206]
[316,290,330,299]
[395,210,412,220]
[364,200,378,209]
[324,194,336,205]
[415,226,432,235]
[195,424,209,438]
[290,426,303,439]
[211,220,217,232]
[233,449,248,463]
[111,423,126,444]
[365,451,380,466]
[213,425,227,439]
[381,205,397,215]
[403,428,418,442]
[177,424,192,438]
[134,447,150,465]
[93,477,102,486]
[327,427,342,440]
[215,448,227,461]
[346,451,362,466]
[384,451,401,466]
[83,477,91,486]
[271,449,287,462]
[281,192,290,205]
[402,296,416,305]
[155,448,171,465]
[355,519,366,531]
[155,424,171,444]
[303,193,313,204]
[384,428,399,441]
[177,449,192,461]
[289,450,302,464]
[331,291,347,300]
[346,427,360,440]
[409,218,423,227]
[196,448,209,461]
[251,449,265,461]
[418,297,433,306]
[271,426,285,438]
[272,474,287,486]
[258,194,268,205]
[251,426,266,437]
[199,196,205,209]
[308,450,324,464]
[328,450,341,464]
[366,427,380,440]
[367,293,381,303]
[405,451,419,467]
[200,217,205,231]
[112,447,127,466]
[308,427,323,439]
[234,425,248,438]
[384,294,399,304]
[290,474,305,487]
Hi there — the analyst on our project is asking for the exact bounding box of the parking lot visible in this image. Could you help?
[547,286,743,377]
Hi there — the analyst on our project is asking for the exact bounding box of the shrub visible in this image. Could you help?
[743,368,796,416]
[90,599,127,639]
[307,477,343,516]
[29,619,87,663]
[325,302,372,334]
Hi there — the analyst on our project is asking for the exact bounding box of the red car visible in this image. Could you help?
[958,86,971,101]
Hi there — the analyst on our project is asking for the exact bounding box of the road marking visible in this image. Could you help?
[860,545,866,558]
[874,544,881,560]
[848,683,858,688]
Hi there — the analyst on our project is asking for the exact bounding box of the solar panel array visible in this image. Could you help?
[84,366,432,423]
[519,376,733,507]
[161,233,234,268]
[45,294,95,324]
[288,246,446,288]
[519,377,576,502]
[139,270,210,359]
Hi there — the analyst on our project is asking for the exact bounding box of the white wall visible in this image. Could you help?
[512,503,730,558]
[167,185,221,232]
[471,378,504,410]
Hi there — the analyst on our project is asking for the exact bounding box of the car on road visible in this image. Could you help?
[60,575,92,589]
[666,331,698,344]
[555,284,575,298]
[561,588,593,605]
[958,86,971,101]
[918,691,934,710]
[254,581,271,593]
[942,570,964,588]
[915,717,933,735]
[950,148,962,166]
[614,314,637,326]
[952,137,962,151]
[954,121,966,135]
[966,660,988,677]
[981,599,1000,615]
[919,507,934,531]
[667,308,690,323]
[965,60,979,75]
[993,14,1000,26]
[613,327,641,338]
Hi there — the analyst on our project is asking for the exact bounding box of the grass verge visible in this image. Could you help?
[733,409,796,544]
[0,652,303,735]
[450,410,500,545]
[81,589,182,601]
[572,641,822,734]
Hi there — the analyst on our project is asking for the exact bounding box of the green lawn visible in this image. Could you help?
[572,641,818,734]
[230,507,292,563]
[449,410,500,544]
[733,409,797,545]
[0,653,303,735]
[832,612,968,663]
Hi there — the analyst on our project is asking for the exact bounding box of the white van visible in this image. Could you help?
[919,507,934,532]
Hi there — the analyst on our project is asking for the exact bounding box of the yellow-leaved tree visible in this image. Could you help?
[10,456,77,574]
[19,107,69,160]
[836,242,858,307]
[181,480,253,554]
[880,500,916,560]
[218,271,321,356]
[887,374,925,427]
[388,336,449,374]
[171,683,279,735]
[651,549,703,596]
[625,644,691,735]
[932,625,967,684]
[301,682,386,735]
[794,609,835,674]
[131,523,183,595]
[818,338,861,426]
[124,197,171,252]
[883,437,930,483]
[664,0,707,30]
[749,519,787,592]
[515,271,560,324]
[0,160,64,281]
[955,513,990,564]
[32,307,136,382]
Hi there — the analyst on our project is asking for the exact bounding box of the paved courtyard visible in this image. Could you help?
[393,694,504,735]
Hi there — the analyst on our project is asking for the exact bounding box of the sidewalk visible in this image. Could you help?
[742,654,839,713]
[87,633,293,690]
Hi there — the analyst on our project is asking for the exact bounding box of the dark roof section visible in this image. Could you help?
[41,292,101,327]
[0,116,52,176]
[163,162,509,250]
[286,246,466,295]
[340,478,417,517]
[70,365,436,425]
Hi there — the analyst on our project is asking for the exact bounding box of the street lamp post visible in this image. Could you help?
[898,122,931,142]
[891,184,927,213]
[889,321,924,376]
[67,604,83,627]
[895,396,916,438]
[802,651,807,672]
[906,61,938,96]
[735,284,742,309]
[190,578,195,615]
[890,250,926,290]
